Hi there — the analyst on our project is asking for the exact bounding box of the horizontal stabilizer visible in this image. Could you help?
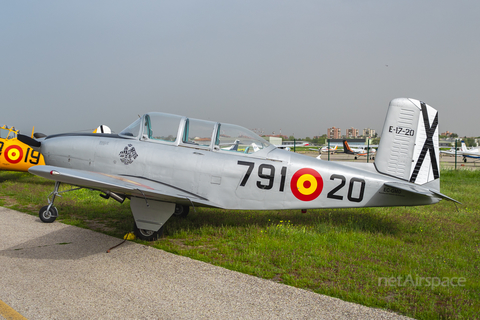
[384,182,460,203]
[429,189,461,204]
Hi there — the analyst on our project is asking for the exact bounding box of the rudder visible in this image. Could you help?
[375,98,440,187]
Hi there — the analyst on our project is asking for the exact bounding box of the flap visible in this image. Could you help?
[29,165,219,208]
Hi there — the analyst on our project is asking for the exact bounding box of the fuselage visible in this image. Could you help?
[40,132,439,210]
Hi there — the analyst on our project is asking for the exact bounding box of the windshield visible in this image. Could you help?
[119,118,141,138]
[217,123,270,154]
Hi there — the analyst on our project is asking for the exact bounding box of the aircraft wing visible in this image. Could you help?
[460,150,480,157]
[440,150,456,155]
[383,182,460,204]
[28,165,220,208]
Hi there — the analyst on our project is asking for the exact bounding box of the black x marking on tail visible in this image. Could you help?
[409,102,440,183]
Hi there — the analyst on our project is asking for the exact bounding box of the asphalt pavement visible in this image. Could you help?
[0,207,411,320]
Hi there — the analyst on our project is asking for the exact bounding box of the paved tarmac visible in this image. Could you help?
[0,207,411,320]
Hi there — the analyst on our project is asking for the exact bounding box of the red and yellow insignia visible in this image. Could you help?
[290,168,323,201]
[4,145,23,164]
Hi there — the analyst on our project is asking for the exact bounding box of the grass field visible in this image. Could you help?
[0,169,479,319]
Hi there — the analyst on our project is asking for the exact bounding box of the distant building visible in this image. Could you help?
[268,137,282,145]
[363,128,376,137]
[346,127,359,138]
[327,127,342,139]
[441,131,457,137]
[263,134,288,139]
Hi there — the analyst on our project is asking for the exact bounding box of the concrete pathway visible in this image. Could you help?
[0,207,411,319]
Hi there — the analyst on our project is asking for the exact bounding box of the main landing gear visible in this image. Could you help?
[173,204,189,218]
[133,223,164,241]
[133,204,189,241]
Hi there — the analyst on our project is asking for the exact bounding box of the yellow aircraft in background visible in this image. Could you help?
[1,124,112,172]
[0,125,45,172]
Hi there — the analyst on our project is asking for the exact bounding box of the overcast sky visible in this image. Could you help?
[2,1,479,138]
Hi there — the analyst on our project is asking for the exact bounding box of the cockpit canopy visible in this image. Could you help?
[119,112,271,154]
[0,125,17,140]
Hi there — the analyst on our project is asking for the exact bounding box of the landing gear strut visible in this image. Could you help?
[38,181,83,223]
[39,181,61,223]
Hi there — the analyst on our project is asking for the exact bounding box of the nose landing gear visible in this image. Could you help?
[38,181,83,223]
[39,181,61,223]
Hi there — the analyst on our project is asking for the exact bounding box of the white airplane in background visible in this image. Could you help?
[321,145,338,153]
[309,145,338,154]
[441,141,480,162]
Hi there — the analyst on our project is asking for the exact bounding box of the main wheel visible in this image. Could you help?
[173,204,189,218]
[39,206,58,223]
[134,223,164,241]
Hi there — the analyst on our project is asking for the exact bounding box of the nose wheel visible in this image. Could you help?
[39,205,58,223]
[39,181,61,223]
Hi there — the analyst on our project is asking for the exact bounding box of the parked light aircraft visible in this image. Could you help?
[0,125,45,172]
[321,145,338,153]
[19,98,458,241]
[342,140,376,160]
[441,141,480,162]
[309,145,338,154]
[0,124,112,173]
[282,141,310,147]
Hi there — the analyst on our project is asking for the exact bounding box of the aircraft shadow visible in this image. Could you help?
[0,223,134,260]
[166,208,400,236]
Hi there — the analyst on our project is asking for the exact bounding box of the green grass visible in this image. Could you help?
[0,169,479,319]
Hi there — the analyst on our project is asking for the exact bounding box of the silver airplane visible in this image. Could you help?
[19,98,458,241]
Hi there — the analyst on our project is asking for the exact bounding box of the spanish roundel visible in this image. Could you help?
[4,145,23,164]
[290,168,323,201]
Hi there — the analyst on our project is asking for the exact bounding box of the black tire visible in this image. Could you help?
[133,222,164,241]
[39,205,58,223]
[173,204,189,218]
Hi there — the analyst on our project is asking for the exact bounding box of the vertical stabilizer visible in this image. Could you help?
[375,98,440,187]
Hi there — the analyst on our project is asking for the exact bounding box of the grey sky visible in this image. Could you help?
[2,1,479,138]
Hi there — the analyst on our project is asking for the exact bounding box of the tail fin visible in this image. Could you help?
[343,140,353,154]
[461,141,468,152]
[375,98,440,187]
